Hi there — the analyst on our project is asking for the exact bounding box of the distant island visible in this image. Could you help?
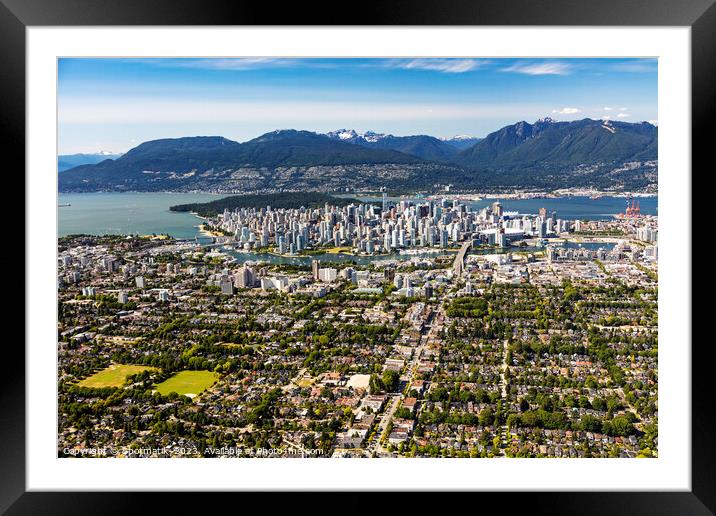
[170,192,365,217]
[57,152,123,172]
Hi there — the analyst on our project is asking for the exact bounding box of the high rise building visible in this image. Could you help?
[220,275,234,295]
[496,228,506,248]
[537,222,547,238]
[312,259,321,281]
[318,268,338,282]
[636,226,658,243]
[424,283,433,299]
[234,266,255,289]
[492,202,503,218]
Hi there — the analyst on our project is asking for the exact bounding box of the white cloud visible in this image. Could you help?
[618,107,628,111]
[144,58,301,71]
[389,58,488,73]
[59,97,551,125]
[603,106,613,111]
[610,59,657,73]
[141,57,490,73]
[617,113,630,118]
[552,107,581,115]
[501,61,572,75]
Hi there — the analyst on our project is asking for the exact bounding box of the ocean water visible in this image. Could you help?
[58,192,222,239]
[58,192,656,242]
[468,196,657,220]
[347,194,657,221]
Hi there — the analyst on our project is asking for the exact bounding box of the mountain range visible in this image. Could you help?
[440,135,484,150]
[58,118,657,193]
[456,118,656,168]
[58,152,123,172]
[324,129,480,162]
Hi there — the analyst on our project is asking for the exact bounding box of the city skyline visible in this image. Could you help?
[58,57,658,154]
[58,192,659,459]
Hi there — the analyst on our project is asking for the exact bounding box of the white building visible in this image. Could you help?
[636,226,658,243]
[318,268,338,282]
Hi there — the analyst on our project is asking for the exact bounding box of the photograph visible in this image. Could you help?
[56,56,659,460]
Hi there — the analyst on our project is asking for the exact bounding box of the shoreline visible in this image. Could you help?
[58,191,658,241]
[197,224,226,238]
[59,189,658,199]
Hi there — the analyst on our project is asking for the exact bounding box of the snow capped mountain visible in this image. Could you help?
[327,129,359,140]
[361,131,386,143]
[324,129,466,162]
[324,129,387,143]
[601,119,617,133]
[326,129,480,148]
[59,119,657,192]
[441,134,475,141]
[440,135,482,150]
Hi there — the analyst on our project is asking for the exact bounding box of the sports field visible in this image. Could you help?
[78,364,157,388]
[154,370,219,397]
[325,246,353,254]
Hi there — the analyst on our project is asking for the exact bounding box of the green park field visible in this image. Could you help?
[154,370,219,397]
[78,364,157,388]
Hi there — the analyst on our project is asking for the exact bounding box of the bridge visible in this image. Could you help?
[175,237,233,249]
[453,241,471,277]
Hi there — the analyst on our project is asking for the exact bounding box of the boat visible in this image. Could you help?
[58,203,71,207]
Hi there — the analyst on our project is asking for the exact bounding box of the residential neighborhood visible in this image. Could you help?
[57,197,658,459]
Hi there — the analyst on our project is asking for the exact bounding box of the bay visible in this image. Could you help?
[342,194,657,220]
[58,192,222,240]
[58,192,639,264]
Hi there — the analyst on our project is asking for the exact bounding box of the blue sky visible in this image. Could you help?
[58,57,657,154]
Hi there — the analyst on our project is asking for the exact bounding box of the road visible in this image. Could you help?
[282,367,307,392]
[364,306,437,456]
[499,338,510,452]
[365,394,401,456]
[500,339,509,399]
[453,241,471,277]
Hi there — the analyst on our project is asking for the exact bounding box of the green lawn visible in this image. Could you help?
[78,364,157,388]
[154,370,219,397]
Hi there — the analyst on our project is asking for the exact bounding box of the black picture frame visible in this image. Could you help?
[3,0,711,513]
